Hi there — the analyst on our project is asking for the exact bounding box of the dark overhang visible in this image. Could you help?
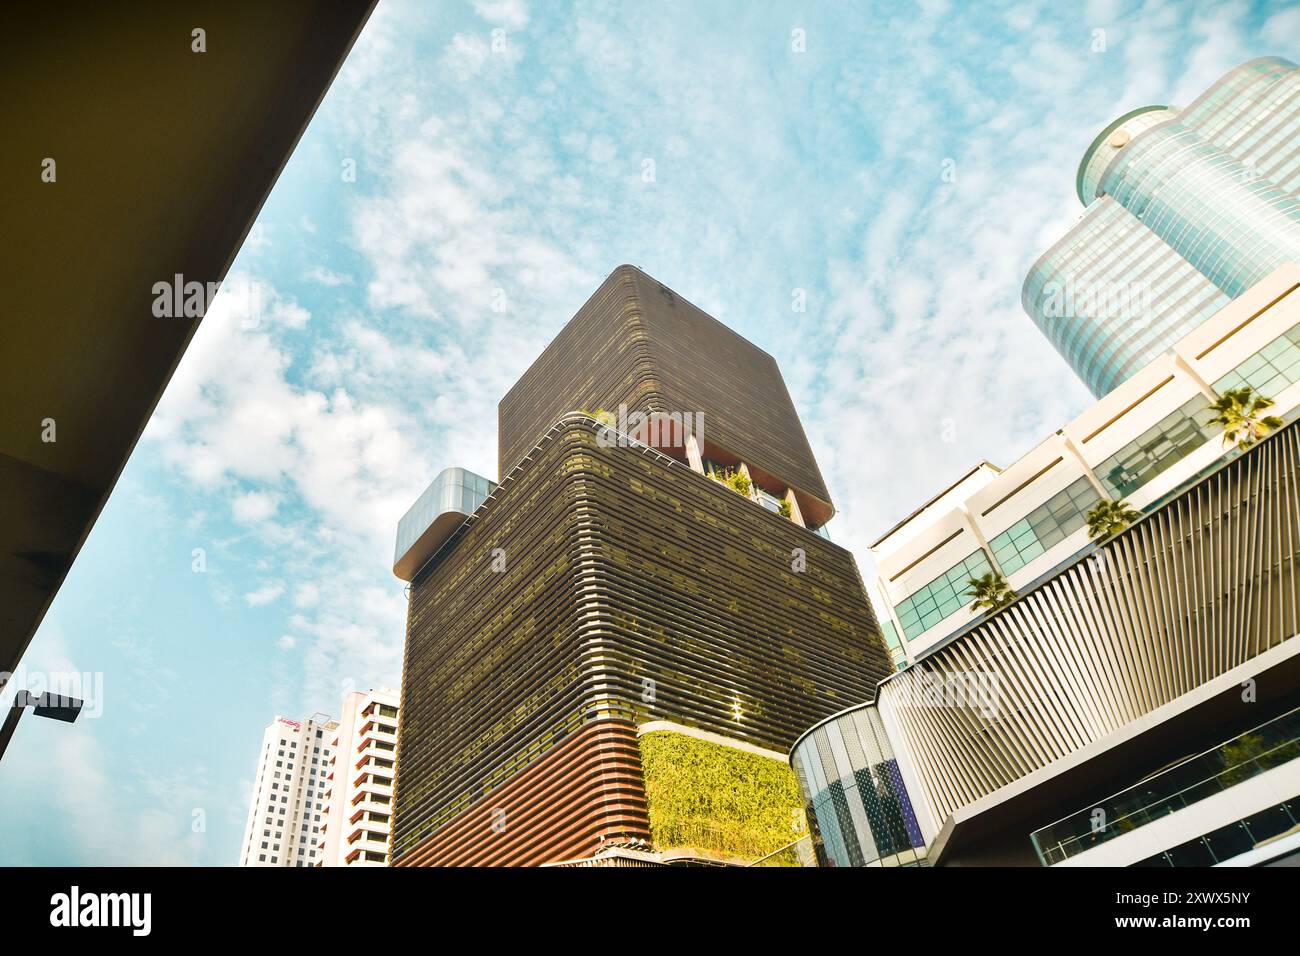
[0,1,376,680]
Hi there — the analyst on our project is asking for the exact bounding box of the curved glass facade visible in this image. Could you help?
[393,467,495,578]
[1025,57,1300,398]
[1076,105,1177,204]
[1100,122,1300,300]
[791,704,926,867]
[1024,198,1229,397]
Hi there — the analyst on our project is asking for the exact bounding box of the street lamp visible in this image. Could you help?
[0,690,84,764]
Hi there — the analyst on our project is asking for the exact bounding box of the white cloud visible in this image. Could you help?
[146,273,431,551]
[1169,7,1251,105]
[474,0,529,31]
[293,583,320,609]
[232,490,279,524]
[143,269,432,708]
[1262,6,1300,37]
[587,134,618,164]
[306,265,352,287]
[442,33,492,81]
[245,584,285,607]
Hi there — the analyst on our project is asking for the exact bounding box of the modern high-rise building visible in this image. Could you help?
[389,265,892,866]
[799,264,1300,867]
[1024,57,1300,397]
[237,713,337,868]
[316,688,401,867]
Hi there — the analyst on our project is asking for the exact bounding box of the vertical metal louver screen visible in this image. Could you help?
[881,422,1300,827]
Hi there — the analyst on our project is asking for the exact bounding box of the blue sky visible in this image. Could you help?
[2,0,1295,865]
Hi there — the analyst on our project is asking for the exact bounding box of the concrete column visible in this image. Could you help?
[958,503,1006,579]
[1058,430,1110,500]
[684,433,705,474]
[737,462,758,501]
[1172,349,1220,400]
[783,488,806,527]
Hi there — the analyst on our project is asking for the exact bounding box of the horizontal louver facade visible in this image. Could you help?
[392,417,889,864]
[498,265,832,513]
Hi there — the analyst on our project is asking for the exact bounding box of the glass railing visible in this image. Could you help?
[1031,705,1300,865]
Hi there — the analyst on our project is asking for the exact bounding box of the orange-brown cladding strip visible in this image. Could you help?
[393,720,650,867]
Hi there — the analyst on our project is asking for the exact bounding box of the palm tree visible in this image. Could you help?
[1086,498,1141,540]
[1208,386,1284,450]
[967,571,1016,612]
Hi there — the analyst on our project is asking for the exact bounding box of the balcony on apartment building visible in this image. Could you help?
[354,745,396,771]
[353,773,395,799]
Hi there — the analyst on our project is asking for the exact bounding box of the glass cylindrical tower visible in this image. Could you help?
[790,702,927,867]
[1024,57,1300,397]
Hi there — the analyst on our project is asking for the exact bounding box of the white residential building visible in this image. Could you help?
[316,687,400,867]
[238,713,337,867]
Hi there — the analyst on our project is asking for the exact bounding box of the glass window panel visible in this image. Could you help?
[984,477,1099,579]
[894,548,994,639]
[1096,396,1219,499]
